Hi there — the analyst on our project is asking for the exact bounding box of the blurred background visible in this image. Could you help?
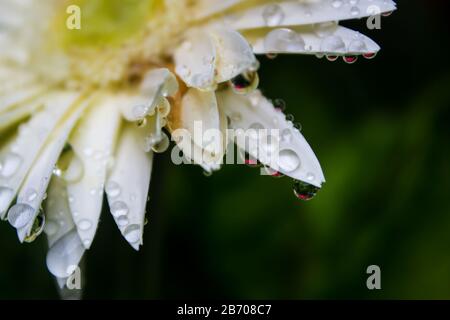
[1,0,450,299]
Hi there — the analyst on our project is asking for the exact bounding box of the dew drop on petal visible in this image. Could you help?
[0,153,23,178]
[111,201,129,218]
[363,52,377,60]
[293,180,320,201]
[25,189,38,202]
[230,71,259,94]
[152,133,170,154]
[264,28,305,52]
[24,212,46,243]
[343,56,358,64]
[105,181,121,198]
[117,215,129,227]
[262,4,285,27]
[7,203,35,229]
[77,219,92,231]
[46,230,84,278]
[123,224,141,244]
[277,149,301,173]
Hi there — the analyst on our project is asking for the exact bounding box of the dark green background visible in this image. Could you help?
[1,1,449,299]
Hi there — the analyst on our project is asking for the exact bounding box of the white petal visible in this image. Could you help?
[246,24,380,55]
[106,124,153,250]
[179,88,222,154]
[0,97,43,132]
[174,30,216,90]
[45,178,86,290]
[209,27,257,83]
[11,97,90,242]
[225,0,396,30]
[45,177,76,248]
[0,91,81,219]
[66,94,122,249]
[120,68,178,121]
[0,84,47,113]
[46,228,85,279]
[217,89,325,187]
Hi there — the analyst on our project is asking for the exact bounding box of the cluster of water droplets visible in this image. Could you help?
[229,94,320,201]
[258,1,393,63]
[105,180,141,245]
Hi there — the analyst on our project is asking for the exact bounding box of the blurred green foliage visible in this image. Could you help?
[1,1,449,299]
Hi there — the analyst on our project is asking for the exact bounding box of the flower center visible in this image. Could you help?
[60,0,158,48]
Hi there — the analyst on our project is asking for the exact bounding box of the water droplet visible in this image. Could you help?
[0,153,23,178]
[77,219,92,231]
[105,181,121,199]
[230,70,259,94]
[278,149,301,172]
[111,201,129,218]
[262,4,285,27]
[314,21,338,38]
[55,152,84,183]
[264,28,305,52]
[264,166,284,178]
[326,55,339,62]
[281,128,293,142]
[123,224,141,244]
[348,39,367,53]
[117,215,129,227]
[363,52,377,60]
[343,56,358,64]
[331,0,343,9]
[293,180,320,201]
[274,99,286,112]
[24,212,45,243]
[132,104,148,119]
[307,172,315,182]
[320,35,346,53]
[25,189,38,202]
[350,6,360,16]
[152,132,170,153]
[7,203,35,229]
[46,230,84,278]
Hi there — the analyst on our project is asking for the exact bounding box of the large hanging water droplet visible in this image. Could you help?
[0,153,23,178]
[7,203,35,229]
[123,224,141,244]
[230,71,259,94]
[363,52,377,60]
[262,3,285,27]
[46,230,84,278]
[293,180,320,201]
[24,212,45,243]
[278,149,301,173]
[343,56,358,64]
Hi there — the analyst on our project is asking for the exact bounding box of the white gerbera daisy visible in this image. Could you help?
[0,0,396,287]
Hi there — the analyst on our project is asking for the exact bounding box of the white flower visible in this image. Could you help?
[0,0,396,285]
